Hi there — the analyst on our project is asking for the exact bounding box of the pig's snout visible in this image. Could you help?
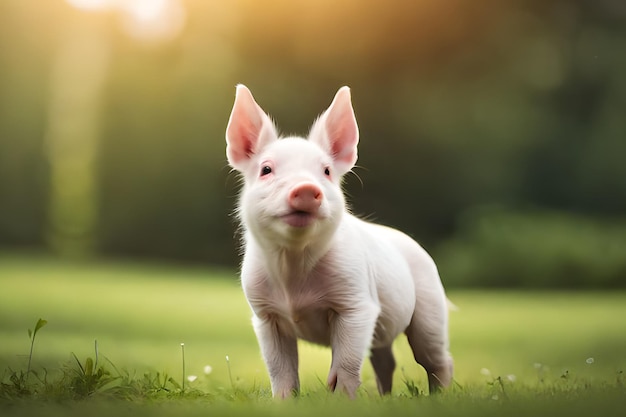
[288,183,323,213]
[281,183,324,228]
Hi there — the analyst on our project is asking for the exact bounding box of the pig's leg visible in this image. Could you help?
[327,303,380,398]
[369,345,396,395]
[404,303,453,393]
[252,315,299,398]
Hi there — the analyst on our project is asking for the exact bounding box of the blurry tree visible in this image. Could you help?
[0,1,57,249]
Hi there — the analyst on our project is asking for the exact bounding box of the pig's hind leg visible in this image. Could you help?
[369,345,396,395]
[404,293,453,393]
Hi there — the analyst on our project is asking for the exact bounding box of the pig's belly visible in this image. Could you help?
[281,308,332,346]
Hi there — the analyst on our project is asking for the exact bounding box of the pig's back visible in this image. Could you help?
[358,218,440,283]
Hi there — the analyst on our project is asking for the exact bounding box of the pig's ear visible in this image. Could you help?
[310,86,359,175]
[226,84,277,171]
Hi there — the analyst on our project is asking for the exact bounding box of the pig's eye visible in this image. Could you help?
[324,167,331,177]
[260,165,272,177]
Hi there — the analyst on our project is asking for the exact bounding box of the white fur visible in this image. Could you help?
[226,84,453,398]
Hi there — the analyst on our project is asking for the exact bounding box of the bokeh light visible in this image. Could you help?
[119,0,186,42]
[65,0,186,42]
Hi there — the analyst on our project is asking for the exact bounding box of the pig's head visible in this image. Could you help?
[226,84,359,250]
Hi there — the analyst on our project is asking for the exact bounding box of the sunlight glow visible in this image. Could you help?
[65,0,186,42]
[125,0,169,22]
[120,0,186,42]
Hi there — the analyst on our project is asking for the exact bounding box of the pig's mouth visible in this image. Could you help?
[281,210,318,228]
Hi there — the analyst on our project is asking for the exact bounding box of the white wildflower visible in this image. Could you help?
[586,357,594,364]
[187,375,197,382]
[204,365,213,375]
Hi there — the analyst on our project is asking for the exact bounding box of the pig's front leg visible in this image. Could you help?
[327,302,380,398]
[252,315,299,398]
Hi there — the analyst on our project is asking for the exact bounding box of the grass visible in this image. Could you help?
[0,252,625,416]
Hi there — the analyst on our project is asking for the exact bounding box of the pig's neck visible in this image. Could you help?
[258,237,331,286]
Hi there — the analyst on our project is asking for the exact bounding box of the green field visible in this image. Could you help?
[1,253,625,416]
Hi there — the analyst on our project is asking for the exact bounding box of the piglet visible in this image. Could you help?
[225,85,453,398]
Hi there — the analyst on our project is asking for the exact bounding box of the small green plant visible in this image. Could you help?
[226,355,234,390]
[403,378,422,398]
[0,318,49,397]
[181,343,186,392]
[400,368,422,398]
[487,376,509,400]
[66,342,120,399]
[26,318,47,380]
[142,371,181,395]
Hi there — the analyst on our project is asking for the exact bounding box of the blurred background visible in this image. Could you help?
[1,0,625,288]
